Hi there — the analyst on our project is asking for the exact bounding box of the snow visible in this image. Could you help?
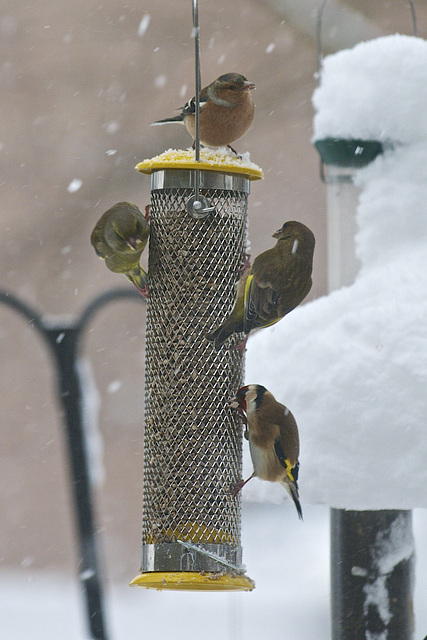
[66,178,82,193]
[137,14,151,37]
[77,357,105,488]
[244,162,427,509]
[375,512,415,576]
[136,147,263,178]
[105,121,121,135]
[362,513,415,634]
[0,505,330,640]
[313,35,427,145]
[2,505,427,639]
[244,36,427,510]
[154,74,168,89]
[107,379,122,394]
[354,143,427,270]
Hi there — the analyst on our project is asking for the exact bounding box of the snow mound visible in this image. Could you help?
[313,34,427,145]
[244,37,427,509]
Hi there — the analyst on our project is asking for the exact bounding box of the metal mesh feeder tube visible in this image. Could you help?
[131,156,262,591]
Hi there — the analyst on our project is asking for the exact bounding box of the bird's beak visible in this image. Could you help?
[243,81,256,91]
[272,229,281,239]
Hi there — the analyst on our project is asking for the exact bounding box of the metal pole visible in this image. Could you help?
[315,5,418,636]
[331,510,414,640]
[321,166,415,640]
[192,0,201,166]
[45,325,108,640]
[187,0,214,219]
[323,166,361,291]
[0,288,143,639]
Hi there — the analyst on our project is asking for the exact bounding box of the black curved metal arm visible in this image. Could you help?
[0,288,145,640]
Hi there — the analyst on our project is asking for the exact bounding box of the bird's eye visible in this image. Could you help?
[227,84,238,90]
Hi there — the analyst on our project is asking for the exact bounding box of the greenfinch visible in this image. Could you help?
[230,384,302,520]
[205,221,315,349]
[90,202,150,298]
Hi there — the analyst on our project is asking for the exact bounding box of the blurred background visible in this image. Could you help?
[1,1,427,637]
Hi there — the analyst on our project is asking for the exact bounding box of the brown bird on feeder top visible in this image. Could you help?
[205,220,315,350]
[151,73,255,152]
[230,384,303,520]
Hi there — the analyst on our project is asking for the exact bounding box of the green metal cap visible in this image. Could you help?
[314,138,385,168]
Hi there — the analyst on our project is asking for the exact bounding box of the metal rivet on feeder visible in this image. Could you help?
[130,1,262,592]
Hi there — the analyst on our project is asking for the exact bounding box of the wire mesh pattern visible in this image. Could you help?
[142,177,248,552]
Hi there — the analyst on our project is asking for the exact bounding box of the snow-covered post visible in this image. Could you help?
[330,510,414,640]
[314,141,381,291]
[312,35,427,639]
[130,150,262,591]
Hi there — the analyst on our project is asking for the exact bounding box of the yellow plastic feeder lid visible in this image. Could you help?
[136,147,264,180]
[130,571,255,592]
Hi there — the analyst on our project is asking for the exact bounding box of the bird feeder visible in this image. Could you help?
[130,150,262,591]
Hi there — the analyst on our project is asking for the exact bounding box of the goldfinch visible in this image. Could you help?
[206,221,315,349]
[230,384,303,520]
[90,202,150,298]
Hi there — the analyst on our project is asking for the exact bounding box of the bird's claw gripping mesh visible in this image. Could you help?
[141,170,249,574]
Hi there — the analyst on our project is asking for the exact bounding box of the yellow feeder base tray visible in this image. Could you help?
[130,571,255,592]
[136,147,264,180]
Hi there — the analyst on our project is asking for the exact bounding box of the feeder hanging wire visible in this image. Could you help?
[186,0,215,219]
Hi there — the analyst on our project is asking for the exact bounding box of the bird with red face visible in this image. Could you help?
[151,72,255,152]
[230,384,303,520]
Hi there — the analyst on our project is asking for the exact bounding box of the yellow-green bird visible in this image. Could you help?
[205,220,315,349]
[90,202,150,298]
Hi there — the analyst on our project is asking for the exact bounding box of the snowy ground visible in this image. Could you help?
[2,503,427,639]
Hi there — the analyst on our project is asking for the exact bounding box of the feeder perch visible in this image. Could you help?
[130,150,262,591]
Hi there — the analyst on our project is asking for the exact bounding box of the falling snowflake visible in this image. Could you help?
[67,179,82,193]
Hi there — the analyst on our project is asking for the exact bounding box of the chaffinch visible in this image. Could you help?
[205,221,315,350]
[151,72,255,151]
[230,384,303,520]
[90,202,150,298]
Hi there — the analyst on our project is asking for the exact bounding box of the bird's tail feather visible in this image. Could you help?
[125,266,149,298]
[283,481,303,521]
[150,115,185,125]
[205,325,232,350]
[205,312,245,350]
